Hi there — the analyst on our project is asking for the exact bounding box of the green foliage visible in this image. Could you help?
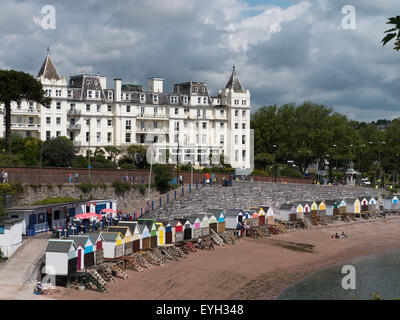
[255,152,274,171]
[370,292,383,300]
[42,137,75,167]
[98,183,107,192]
[77,182,94,194]
[126,144,148,169]
[381,16,400,51]
[280,167,302,178]
[0,153,24,166]
[111,181,131,196]
[0,183,23,195]
[47,183,53,191]
[32,196,79,205]
[133,183,148,195]
[118,156,135,169]
[153,164,173,193]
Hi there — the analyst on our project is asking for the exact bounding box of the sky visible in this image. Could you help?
[0,0,399,122]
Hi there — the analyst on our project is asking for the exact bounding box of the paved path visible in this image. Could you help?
[0,237,49,299]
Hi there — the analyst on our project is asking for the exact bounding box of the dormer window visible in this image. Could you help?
[201,87,205,92]
[140,94,145,103]
[170,96,178,104]
[194,87,198,92]
[183,96,188,104]
[87,90,92,98]
[198,97,201,104]
[108,91,113,100]
[203,97,207,104]
[153,94,158,103]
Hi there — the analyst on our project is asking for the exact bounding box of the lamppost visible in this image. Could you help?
[146,136,158,202]
[332,144,338,180]
[379,141,386,188]
[272,144,277,183]
[39,141,43,185]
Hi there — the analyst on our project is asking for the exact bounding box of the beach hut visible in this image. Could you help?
[206,209,225,232]
[86,232,105,265]
[155,222,166,246]
[107,226,133,255]
[393,195,399,210]
[70,235,95,268]
[317,201,327,217]
[137,222,151,250]
[295,203,304,220]
[207,215,218,233]
[339,199,347,215]
[311,201,318,218]
[259,206,274,225]
[303,202,311,218]
[368,196,377,212]
[184,217,202,239]
[159,221,172,244]
[250,210,260,227]
[0,216,24,258]
[171,220,184,242]
[100,231,124,258]
[118,221,141,252]
[45,240,78,276]
[224,209,244,230]
[179,219,193,241]
[138,218,157,248]
[345,198,360,215]
[360,197,370,212]
[191,214,210,237]
[278,203,294,221]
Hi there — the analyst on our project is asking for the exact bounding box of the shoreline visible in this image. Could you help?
[50,216,400,300]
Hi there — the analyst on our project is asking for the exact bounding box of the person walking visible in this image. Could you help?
[75,172,79,184]
[179,175,183,186]
[3,170,8,183]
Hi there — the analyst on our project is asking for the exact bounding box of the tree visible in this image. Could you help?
[153,164,173,193]
[381,16,400,51]
[0,70,50,153]
[127,144,148,169]
[104,146,121,165]
[254,152,274,171]
[42,137,75,167]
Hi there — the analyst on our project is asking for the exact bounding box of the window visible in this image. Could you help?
[202,109,206,118]
[235,123,239,129]
[46,117,51,124]
[56,117,61,125]
[184,134,188,143]
[56,102,61,110]
[140,121,145,129]
[196,122,199,128]
[175,108,178,115]
[220,122,224,128]
[153,94,158,103]
[198,97,201,104]
[242,110,246,117]
[56,131,61,137]
[86,132,89,142]
[234,99,239,105]
[140,94,145,103]
[56,89,62,97]
[220,135,224,144]
[140,134,145,143]
[86,104,90,112]
[86,119,90,126]
[174,134,179,143]
[183,96,188,104]
[197,109,201,117]
[184,121,187,128]
[107,119,112,126]
[174,121,179,132]
[46,131,51,140]
[97,132,101,143]
[242,100,247,106]
[87,90,92,98]
[203,97,207,104]
[140,106,145,115]
[154,107,158,115]
[235,110,238,117]
[97,119,101,127]
[68,90,72,98]
[108,105,112,112]
[95,90,100,99]
[202,122,207,129]
[235,150,239,162]
[107,132,112,143]
[108,91,113,100]
[196,134,199,144]
[242,123,246,129]
[202,134,206,144]
[235,135,238,145]
[153,121,158,128]
[242,135,246,144]
[97,105,101,112]
[242,150,246,161]
[28,117,34,124]
[126,105,131,113]
[126,120,131,130]
[194,87,198,92]
[201,87,205,92]
[170,96,178,104]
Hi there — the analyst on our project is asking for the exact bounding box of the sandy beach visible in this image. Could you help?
[52,216,400,300]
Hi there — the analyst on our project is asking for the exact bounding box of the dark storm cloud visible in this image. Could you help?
[0,0,400,120]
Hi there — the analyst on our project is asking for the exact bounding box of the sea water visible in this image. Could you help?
[278,249,400,300]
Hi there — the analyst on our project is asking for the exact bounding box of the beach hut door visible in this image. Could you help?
[77,249,82,270]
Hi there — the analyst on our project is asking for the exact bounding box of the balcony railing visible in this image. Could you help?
[136,127,168,133]
[68,124,81,130]
[68,109,81,115]
[11,123,41,129]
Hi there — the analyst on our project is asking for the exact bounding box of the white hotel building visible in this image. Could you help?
[0,54,251,169]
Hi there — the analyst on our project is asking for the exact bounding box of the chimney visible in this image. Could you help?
[148,77,164,93]
[114,78,121,102]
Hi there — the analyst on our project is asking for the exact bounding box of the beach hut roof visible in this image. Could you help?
[138,219,155,230]
[136,222,150,233]
[118,221,138,234]
[107,226,130,237]
[182,217,199,224]
[280,203,294,210]
[225,209,244,216]
[69,235,91,248]
[190,213,209,220]
[85,231,103,244]
[45,240,76,253]
[100,232,122,242]
[206,209,224,215]
[324,200,337,205]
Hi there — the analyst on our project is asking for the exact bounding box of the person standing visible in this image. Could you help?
[3,170,8,183]
[68,173,72,184]
[75,172,79,184]
[179,175,183,186]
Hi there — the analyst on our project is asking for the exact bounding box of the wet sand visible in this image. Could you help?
[53,216,400,300]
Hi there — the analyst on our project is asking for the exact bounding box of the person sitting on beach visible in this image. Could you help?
[208,238,215,250]
[197,236,202,245]
[335,233,340,239]
[341,232,347,238]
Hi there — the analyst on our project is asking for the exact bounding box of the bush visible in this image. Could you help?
[98,183,107,192]
[133,183,148,195]
[112,181,131,196]
[0,183,23,195]
[77,183,94,194]
[153,164,173,193]
[280,167,302,178]
[32,197,79,205]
